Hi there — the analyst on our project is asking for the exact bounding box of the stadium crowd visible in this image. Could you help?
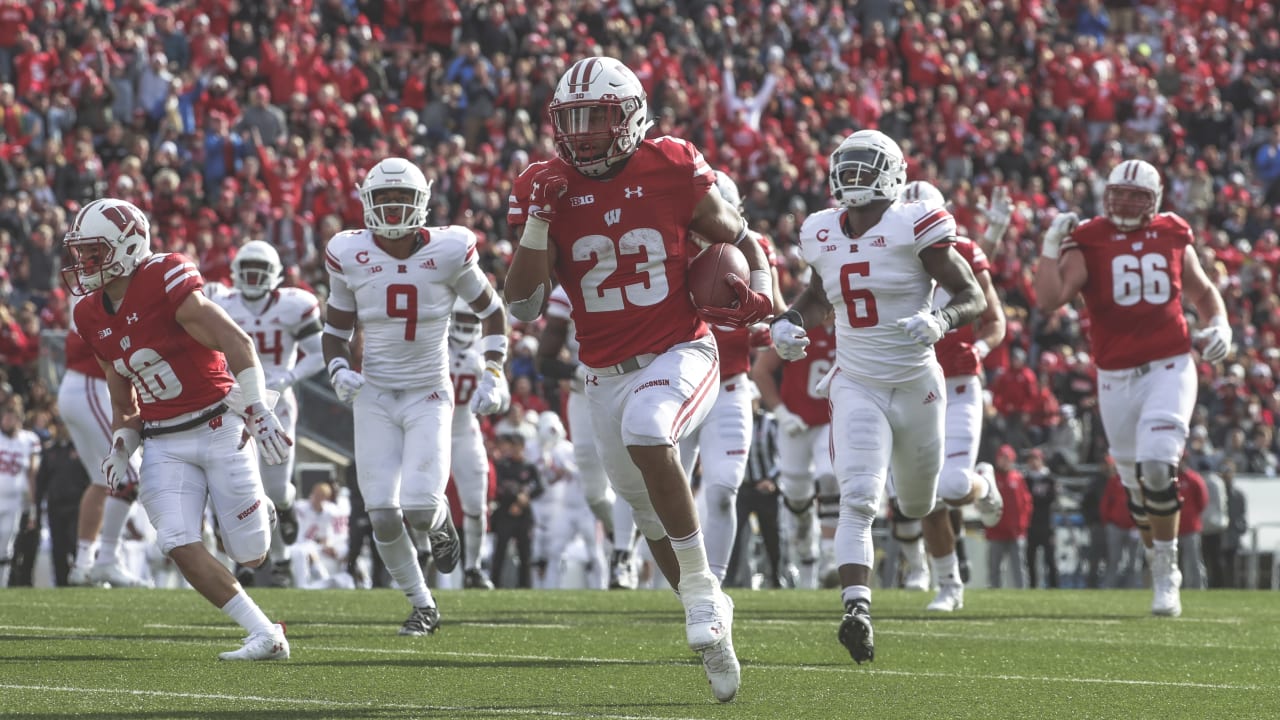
[0,0,1274,589]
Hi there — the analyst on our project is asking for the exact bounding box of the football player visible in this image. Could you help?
[323,157,509,636]
[65,198,291,661]
[0,400,40,587]
[536,411,608,588]
[1034,158,1232,617]
[504,57,775,702]
[60,297,150,588]
[897,180,1009,612]
[446,298,496,590]
[771,130,986,663]
[213,241,324,586]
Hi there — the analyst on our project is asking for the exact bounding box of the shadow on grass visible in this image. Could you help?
[302,656,660,669]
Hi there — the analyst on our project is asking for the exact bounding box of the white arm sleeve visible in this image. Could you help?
[451,262,492,305]
[290,331,326,381]
[327,271,356,313]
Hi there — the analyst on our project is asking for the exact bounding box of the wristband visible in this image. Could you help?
[771,309,804,329]
[472,292,503,319]
[480,334,509,359]
[519,217,549,251]
[749,269,771,295]
[483,360,504,378]
[235,365,267,410]
[328,357,350,379]
[934,306,961,333]
[974,339,991,360]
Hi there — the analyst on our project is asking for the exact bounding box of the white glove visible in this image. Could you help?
[812,364,838,399]
[101,428,139,494]
[471,360,511,415]
[983,186,1013,244]
[1193,316,1232,363]
[897,310,947,346]
[771,313,810,361]
[1042,211,1078,260]
[329,361,365,405]
[239,404,293,465]
[267,371,295,394]
[773,405,809,437]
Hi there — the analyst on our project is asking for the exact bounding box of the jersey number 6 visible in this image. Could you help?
[840,262,879,328]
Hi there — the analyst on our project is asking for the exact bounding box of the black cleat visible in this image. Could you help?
[427,518,461,574]
[277,505,299,545]
[464,569,495,590]
[839,599,875,664]
[399,606,441,636]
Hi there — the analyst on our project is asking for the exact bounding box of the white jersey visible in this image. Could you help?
[213,287,321,387]
[546,284,580,365]
[324,226,483,390]
[449,341,485,430]
[800,201,956,384]
[0,429,40,500]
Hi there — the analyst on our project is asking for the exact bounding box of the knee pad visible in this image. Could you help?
[403,506,443,533]
[892,517,923,542]
[779,471,817,507]
[1138,461,1181,517]
[369,507,408,542]
[222,528,270,566]
[1124,486,1150,531]
[782,492,815,516]
[936,465,975,505]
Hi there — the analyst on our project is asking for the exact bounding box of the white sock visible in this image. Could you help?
[931,552,961,585]
[220,590,274,635]
[1153,538,1177,554]
[842,584,872,607]
[74,540,98,570]
[612,501,636,550]
[904,538,927,573]
[375,528,433,608]
[96,496,132,566]
[700,487,738,583]
[669,528,716,596]
[463,514,484,572]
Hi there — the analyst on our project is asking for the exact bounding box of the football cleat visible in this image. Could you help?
[67,565,104,587]
[926,581,964,612]
[699,595,740,703]
[609,550,637,590]
[973,463,1005,528]
[684,590,731,652]
[399,606,441,636]
[89,562,152,588]
[1150,547,1183,617]
[277,505,299,545]
[426,519,461,574]
[219,623,289,661]
[839,599,875,664]
[903,567,931,592]
[464,569,495,590]
[235,564,257,587]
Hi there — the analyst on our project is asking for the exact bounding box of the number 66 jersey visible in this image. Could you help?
[799,201,956,385]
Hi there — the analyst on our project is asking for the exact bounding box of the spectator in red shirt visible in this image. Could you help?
[991,347,1040,440]
[984,446,1031,588]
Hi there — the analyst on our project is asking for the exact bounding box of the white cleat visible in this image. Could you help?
[219,623,290,661]
[89,562,153,588]
[699,595,739,703]
[684,590,730,652]
[67,566,103,587]
[974,463,1005,528]
[1150,548,1183,617]
[903,567,931,592]
[926,581,965,612]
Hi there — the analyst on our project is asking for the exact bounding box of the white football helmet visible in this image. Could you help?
[549,56,653,177]
[359,157,431,240]
[62,198,152,295]
[714,170,743,212]
[537,411,567,448]
[449,297,481,347]
[829,129,907,208]
[901,180,946,209]
[1105,159,1162,230]
[231,240,284,300]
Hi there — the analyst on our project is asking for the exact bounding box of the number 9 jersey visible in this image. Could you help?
[74,253,234,421]
[1060,213,1192,371]
[508,136,716,369]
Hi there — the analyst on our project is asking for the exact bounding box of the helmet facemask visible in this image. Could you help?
[830,146,906,208]
[449,309,481,347]
[361,184,430,240]
[61,201,151,296]
[551,97,645,177]
[1104,185,1157,231]
[235,260,279,300]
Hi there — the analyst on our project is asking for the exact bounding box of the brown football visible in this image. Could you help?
[688,242,750,310]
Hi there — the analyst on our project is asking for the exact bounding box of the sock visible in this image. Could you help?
[670,528,716,596]
[931,552,961,585]
[842,584,871,608]
[74,540,98,570]
[220,590,274,635]
[463,514,484,572]
[96,496,133,566]
[612,501,636,550]
[903,538,927,574]
[1153,538,1177,555]
[375,527,433,608]
[700,487,738,583]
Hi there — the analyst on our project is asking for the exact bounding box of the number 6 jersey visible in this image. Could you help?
[75,253,234,421]
[799,201,956,385]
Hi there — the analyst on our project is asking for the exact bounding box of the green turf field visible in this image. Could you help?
[1,587,1277,719]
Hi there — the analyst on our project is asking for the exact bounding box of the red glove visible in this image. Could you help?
[696,273,773,328]
[528,167,568,224]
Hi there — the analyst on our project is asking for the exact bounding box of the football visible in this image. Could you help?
[688,242,750,310]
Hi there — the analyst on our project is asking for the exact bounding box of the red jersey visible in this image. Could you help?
[509,137,715,368]
[781,323,835,426]
[74,254,234,422]
[935,236,991,378]
[1062,213,1193,371]
[64,328,106,378]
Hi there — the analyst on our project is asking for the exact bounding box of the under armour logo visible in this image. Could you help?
[624,186,643,199]
[604,209,621,227]
[1146,230,1158,239]
[531,180,540,195]
[126,313,140,324]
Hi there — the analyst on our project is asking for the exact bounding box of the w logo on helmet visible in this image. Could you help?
[566,58,601,94]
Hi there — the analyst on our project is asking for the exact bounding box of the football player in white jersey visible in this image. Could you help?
[536,412,608,588]
[0,401,40,587]
[537,284,640,589]
[446,298,496,590]
[323,157,510,636]
[770,130,986,663]
[213,241,324,586]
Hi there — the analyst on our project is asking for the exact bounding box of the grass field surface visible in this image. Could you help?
[2,587,1277,719]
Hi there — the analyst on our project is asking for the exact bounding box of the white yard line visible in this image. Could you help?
[0,624,96,633]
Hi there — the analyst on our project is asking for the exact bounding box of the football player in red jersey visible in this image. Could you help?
[504,57,777,703]
[65,198,292,661]
[1035,158,1232,618]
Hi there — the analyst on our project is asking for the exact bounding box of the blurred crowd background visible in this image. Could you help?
[1,0,1277,588]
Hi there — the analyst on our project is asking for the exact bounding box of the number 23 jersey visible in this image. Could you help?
[1061,213,1192,371]
[800,201,956,385]
[509,136,715,369]
[75,253,234,422]
[325,226,479,391]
